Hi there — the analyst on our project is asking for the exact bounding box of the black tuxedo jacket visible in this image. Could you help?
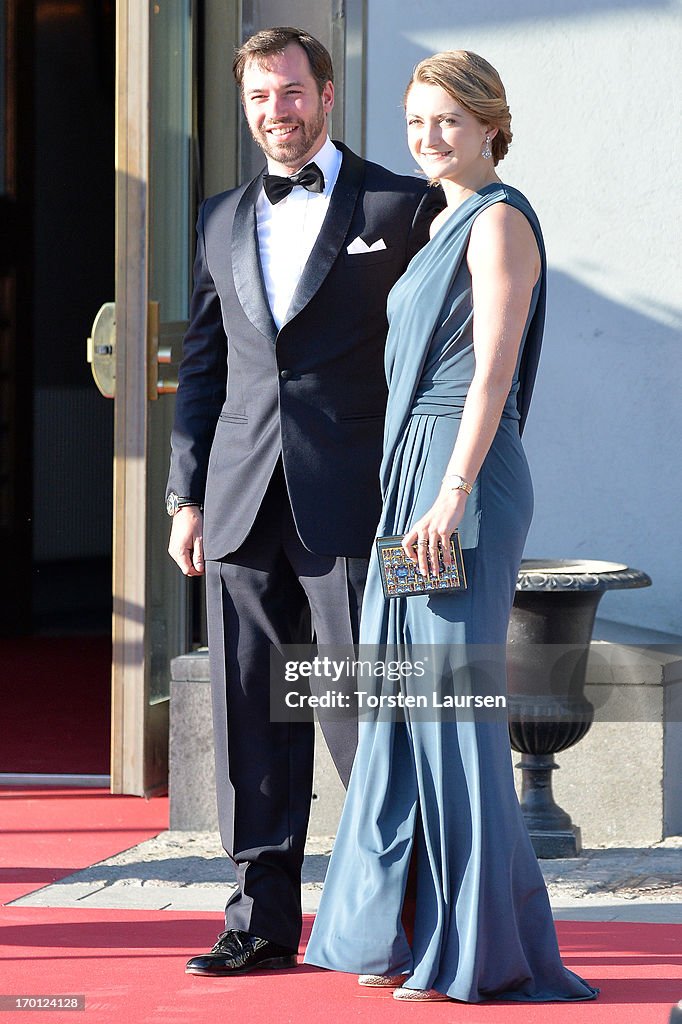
[167,142,435,560]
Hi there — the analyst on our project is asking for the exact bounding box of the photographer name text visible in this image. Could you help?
[283,690,506,710]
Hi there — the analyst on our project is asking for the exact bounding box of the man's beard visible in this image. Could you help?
[253,102,326,168]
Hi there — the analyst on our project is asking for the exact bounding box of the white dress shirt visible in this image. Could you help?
[256,136,342,330]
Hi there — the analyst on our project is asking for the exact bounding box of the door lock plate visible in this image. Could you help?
[87,302,116,398]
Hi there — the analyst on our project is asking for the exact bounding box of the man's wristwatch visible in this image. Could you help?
[442,473,473,495]
[166,492,203,517]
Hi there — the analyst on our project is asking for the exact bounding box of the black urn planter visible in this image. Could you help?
[507,559,651,858]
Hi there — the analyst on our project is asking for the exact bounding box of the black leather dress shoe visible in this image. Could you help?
[185,930,298,976]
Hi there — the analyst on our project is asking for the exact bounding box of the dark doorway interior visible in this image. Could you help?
[0,0,115,774]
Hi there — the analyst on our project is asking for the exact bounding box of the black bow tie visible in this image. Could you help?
[263,162,325,205]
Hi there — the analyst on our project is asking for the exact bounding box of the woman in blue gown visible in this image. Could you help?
[304,51,598,1003]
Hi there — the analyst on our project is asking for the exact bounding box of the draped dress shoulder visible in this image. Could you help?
[304,184,597,1003]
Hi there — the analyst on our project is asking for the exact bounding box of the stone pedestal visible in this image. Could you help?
[169,651,214,831]
[170,640,682,847]
[169,649,345,833]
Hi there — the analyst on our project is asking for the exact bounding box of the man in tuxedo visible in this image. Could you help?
[167,26,432,976]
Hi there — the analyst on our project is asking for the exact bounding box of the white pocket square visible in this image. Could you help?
[346,236,388,254]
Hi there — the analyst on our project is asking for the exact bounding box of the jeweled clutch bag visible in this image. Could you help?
[376,533,467,599]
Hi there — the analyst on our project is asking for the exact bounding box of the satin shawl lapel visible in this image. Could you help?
[231,173,278,343]
[284,143,364,326]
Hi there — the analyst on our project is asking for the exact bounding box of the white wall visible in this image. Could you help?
[364,0,682,634]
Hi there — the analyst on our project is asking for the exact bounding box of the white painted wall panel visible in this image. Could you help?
[364,1,682,633]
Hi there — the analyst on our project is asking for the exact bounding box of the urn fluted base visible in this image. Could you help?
[514,753,582,857]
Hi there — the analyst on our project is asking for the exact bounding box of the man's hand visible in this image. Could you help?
[168,506,205,576]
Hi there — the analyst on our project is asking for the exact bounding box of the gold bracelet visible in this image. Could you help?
[442,473,472,494]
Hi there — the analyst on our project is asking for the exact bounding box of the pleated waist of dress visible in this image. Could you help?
[410,378,521,420]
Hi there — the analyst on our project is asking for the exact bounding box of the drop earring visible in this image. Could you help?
[481,134,492,160]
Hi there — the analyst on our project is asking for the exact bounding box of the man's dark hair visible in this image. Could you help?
[233,26,334,94]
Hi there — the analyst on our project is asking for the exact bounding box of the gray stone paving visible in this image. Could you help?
[10,831,681,922]
[11,833,331,914]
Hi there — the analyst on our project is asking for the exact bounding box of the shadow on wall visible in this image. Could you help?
[523,267,682,635]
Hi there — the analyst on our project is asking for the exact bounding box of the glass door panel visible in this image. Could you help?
[148,0,192,703]
[110,1,194,794]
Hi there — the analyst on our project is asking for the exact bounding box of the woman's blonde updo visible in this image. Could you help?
[405,50,512,165]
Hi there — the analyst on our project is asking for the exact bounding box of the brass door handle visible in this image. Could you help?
[147,301,186,399]
[87,301,186,400]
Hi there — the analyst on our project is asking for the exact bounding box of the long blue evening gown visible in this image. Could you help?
[304,184,598,1002]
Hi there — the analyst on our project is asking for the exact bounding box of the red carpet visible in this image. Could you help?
[0,787,168,904]
[0,636,111,774]
[0,913,680,1023]
[1,789,680,1022]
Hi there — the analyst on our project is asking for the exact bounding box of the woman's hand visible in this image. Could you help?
[402,487,468,578]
